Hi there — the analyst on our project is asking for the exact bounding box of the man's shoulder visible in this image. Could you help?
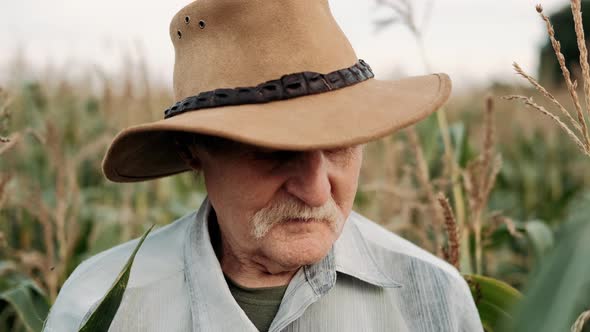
[348,211,465,284]
[43,211,195,331]
[336,212,483,331]
[71,210,193,285]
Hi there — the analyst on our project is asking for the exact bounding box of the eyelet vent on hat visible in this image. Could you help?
[177,30,182,39]
[185,16,190,24]
[199,20,206,29]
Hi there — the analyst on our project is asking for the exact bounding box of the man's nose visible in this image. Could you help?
[283,150,331,207]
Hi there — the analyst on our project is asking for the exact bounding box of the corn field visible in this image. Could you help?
[1,1,590,332]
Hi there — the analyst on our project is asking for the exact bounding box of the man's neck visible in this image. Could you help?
[220,249,299,288]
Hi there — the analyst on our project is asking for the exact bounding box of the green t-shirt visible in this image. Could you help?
[224,275,289,332]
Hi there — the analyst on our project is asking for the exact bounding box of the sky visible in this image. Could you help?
[0,0,571,91]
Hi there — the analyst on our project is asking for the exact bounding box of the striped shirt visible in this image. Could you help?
[44,197,483,331]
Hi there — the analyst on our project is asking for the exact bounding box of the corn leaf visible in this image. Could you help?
[464,274,522,332]
[522,220,554,259]
[0,280,49,332]
[77,225,154,332]
[505,193,590,332]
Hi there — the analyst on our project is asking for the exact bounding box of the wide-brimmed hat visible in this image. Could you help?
[102,0,452,183]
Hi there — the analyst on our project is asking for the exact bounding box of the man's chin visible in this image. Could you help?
[258,224,338,269]
[264,245,331,270]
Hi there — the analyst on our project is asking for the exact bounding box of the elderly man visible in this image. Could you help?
[44,0,483,331]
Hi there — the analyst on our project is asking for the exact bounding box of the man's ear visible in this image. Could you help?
[173,136,202,170]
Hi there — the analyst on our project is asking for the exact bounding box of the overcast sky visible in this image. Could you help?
[0,0,570,91]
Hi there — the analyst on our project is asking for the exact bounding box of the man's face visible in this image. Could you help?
[189,138,363,273]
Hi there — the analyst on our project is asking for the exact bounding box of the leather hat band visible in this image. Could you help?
[164,59,374,119]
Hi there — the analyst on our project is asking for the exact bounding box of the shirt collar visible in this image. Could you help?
[184,197,400,307]
[333,211,402,288]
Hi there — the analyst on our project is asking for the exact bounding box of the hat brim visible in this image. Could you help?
[102,73,451,182]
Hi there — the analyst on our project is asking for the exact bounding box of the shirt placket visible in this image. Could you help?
[267,250,337,332]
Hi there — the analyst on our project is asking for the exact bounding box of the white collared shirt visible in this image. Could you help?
[44,197,483,331]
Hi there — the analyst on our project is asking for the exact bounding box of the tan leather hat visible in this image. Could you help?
[102,0,452,183]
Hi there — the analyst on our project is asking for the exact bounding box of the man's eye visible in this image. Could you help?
[252,150,297,162]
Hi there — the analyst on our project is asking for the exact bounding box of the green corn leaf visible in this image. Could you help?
[0,280,50,332]
[486,219,554,262]
[505,201,590,332]
[522,220,554,259]
[464,274,522,331]
[76,225,154,332]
